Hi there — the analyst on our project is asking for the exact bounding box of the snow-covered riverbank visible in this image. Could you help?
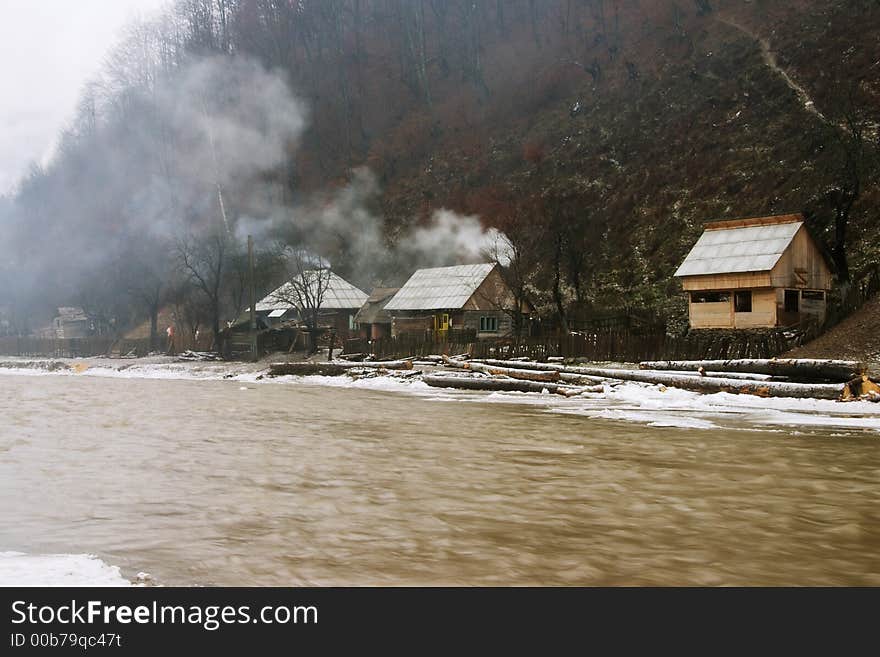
[1,356,878,435]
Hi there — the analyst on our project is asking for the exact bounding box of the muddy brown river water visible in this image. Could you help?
[1,372,879,585]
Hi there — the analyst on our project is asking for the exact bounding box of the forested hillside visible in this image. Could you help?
[1,0,877,338]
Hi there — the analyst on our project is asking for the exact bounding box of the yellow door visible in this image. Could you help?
[433,313,449,339]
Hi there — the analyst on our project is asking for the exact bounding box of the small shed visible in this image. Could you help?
[383,263,522,339]
[674,214,833,329]
[354,287,400,340]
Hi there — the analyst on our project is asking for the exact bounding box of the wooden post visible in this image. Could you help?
[248,235,258,363]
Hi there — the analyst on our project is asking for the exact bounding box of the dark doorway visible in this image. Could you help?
[784,290,800,313]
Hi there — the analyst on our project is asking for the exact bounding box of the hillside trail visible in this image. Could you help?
[716,15,830,125]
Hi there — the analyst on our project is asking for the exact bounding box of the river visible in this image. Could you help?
[1,369,879,585]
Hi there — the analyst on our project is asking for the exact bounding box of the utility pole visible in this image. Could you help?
[248,234,258,362]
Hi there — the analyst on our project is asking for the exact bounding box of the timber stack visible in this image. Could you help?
[424,357,879,401]
[429,356,604,396]
[265,355,878,402]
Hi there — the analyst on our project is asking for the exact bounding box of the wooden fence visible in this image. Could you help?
[0,337,150,358]
[0,334,211,358]
[344,328,798,363]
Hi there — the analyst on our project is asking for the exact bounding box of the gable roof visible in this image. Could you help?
[354,287,400,324]
[384,263,496,311]
[674,215,804,277]
[56,307,89,322]
[256,270,368,312]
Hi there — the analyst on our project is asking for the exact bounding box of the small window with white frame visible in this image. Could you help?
[479,316,498,332]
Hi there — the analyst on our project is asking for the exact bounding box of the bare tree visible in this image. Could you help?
[825,102,872,284]
[807,78,878,285]
[481,230,536,338]
[121,234,172,351]
[267,248,333,353]
[176,229,231,347]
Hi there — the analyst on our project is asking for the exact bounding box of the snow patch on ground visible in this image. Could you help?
[549,382,880,433]
[0,552,131,587]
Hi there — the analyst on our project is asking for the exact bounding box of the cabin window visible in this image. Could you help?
[479,316,498,332]
[348,314,356,331]
[802,290,825,301]
[734,291,752,313]
[691,291,730,303]
[784,290,799,313]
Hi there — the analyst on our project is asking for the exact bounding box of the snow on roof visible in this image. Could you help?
[56,307,89,321]
[674,220,802,277]
[384,263,495,311]
[256,270,368,312]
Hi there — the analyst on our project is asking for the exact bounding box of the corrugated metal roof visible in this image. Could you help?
[384,264,495,311]
[674,222,802,277]
[256,270,368,312]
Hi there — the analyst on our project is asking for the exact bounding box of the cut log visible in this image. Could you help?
[645,369,776,382]
[471,359,628,383]
[268,359,412,376]
[467,363,561,382]
[842,375,880,402]
[574,369,844,399]
[442,356,560,382]
[639,359,865,382]
[423,374,602,396]
[557,372,616,385]
[474,358,567,372]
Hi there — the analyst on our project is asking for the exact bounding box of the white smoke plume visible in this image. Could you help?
[156,56,307,193]
[247,167,507,288]
[404,209,505,269]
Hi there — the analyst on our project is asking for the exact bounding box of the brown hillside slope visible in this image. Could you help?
[787,296,880,371]
[287,0,879,314]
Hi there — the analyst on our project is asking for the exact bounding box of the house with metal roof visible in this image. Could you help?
[256,270,368,337]
[674,214,833,329]
[383,263,524,339]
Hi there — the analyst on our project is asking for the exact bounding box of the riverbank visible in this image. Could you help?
[1,354,878,435]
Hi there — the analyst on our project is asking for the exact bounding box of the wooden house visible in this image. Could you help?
[354,287,399,340]
[383,263,524,339]
[52,307,93,338]
[674,214,833,329]
[255,270,368,339]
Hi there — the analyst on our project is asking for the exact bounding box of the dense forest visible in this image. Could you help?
[0,0,877,343]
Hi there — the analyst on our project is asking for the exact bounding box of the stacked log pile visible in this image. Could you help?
[266,355,878,402]
[424,357,879,401]
[429,357,604,396]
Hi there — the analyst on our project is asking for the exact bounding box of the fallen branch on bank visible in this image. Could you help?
[177,350,223,362]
